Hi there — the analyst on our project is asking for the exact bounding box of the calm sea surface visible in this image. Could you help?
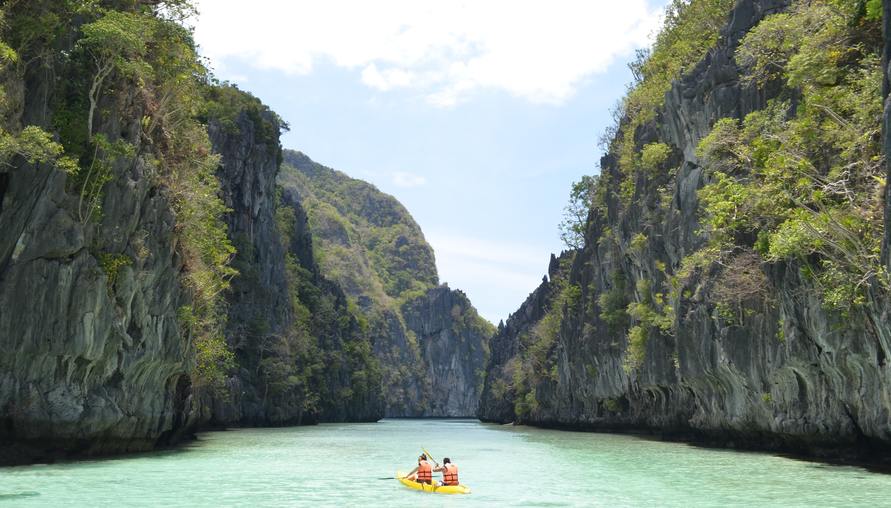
[2,419,891,507]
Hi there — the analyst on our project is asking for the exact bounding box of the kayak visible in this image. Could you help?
[395,471,471,495]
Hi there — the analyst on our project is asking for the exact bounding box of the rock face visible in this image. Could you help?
[0,5,384,463]
[279,150,492,417]
[204,97,300,425]
[402,286,490,417]
[0,0,494,466]
[206,93,384,425]
[0,32,196,462]
[479,260,559,423]
[884,0,891,271]
[480,0,891,462]
[368,307,429,416]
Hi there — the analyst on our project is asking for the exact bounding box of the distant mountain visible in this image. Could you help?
[279,150,437,303]
[280,150,493,416]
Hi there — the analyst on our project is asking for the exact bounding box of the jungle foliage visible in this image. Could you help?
[697,0,884,314]
[1,0,239,387]
[280,154,438,304]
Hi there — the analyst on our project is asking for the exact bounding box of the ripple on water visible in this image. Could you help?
[0,492,40,500]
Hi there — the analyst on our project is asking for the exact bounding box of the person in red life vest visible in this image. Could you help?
[405,454,434,484]
[434,457,459,486]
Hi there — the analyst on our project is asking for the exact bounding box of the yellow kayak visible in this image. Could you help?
[395,471,471,495]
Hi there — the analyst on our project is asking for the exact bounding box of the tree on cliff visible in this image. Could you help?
[78,10,152,138]
[559,174,599,249]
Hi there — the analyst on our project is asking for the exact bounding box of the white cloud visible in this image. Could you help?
[391,171,427,188]
[194,0,662,106]
[361,64,416,91]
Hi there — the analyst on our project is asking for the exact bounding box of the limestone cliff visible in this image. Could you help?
[884,0,891,271]
[204,90,295,425]
[0,0,483,463]
[203,89,383,425]
[198,87,383,426]
[0,3,382,464]
[402,286,491,416]
[279,150,492,417]
[0,4,198,462]
[480,0,891,463]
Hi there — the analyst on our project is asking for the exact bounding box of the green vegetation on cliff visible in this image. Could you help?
[562,0,734,244]
[278,150,492,416]
[277,151,434,414]
[616,0,735,201]
[480,2,891,461]
[279,150,438,304]
[557,0,883,372]
[2,0,240,387]
[506,257,580,418]
[271,188,383,420]
[697,0,884,314]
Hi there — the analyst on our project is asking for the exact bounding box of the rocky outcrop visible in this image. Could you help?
[479,261,558,423]
[0,0,498,465]
[368,308,429,416]
[276,184,385,423]
[480,0,891,463]
[205,92,385,425]
[204,94,299,425]
[0,5,385,462]
[402,286,490,417]
[279,151,493,417]
[0,35,196,462]
[883,0,891,270]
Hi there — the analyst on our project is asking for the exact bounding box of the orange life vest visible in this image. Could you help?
[417,460,432,483]
[442,463,459,486]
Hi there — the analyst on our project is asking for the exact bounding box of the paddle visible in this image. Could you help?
[382,449,437,482]
[422,447,439,468]
[421,447,442,489]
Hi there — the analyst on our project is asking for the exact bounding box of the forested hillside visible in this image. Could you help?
[280,150,493,417]
[480,0,891,462]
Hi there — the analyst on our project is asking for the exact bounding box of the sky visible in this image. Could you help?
[193,1,667,324]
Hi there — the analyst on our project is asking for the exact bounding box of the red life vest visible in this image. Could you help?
[442,463,459,486]
[417,460,432,483]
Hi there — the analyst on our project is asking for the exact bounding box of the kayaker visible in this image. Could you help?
[434,457,459,486]
[405,454,434,484]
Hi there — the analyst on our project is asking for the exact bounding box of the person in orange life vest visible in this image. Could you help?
[405,454,434,484]
[434,457,459,486]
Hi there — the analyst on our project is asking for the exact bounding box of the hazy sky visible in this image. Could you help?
[193,1,667,324]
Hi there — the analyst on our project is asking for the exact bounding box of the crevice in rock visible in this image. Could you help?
[0,404,14,438]
[127,319,142,344]
[0,173,8,214]
[793,370,808,411]
[157,375,191,445]
[107,370,124,389]
[842,403,868,446]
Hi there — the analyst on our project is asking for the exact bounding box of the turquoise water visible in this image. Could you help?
[2,419,891,507]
